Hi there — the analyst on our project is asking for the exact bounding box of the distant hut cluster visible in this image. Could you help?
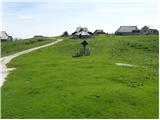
[0,31,13,41]
[2,26,157,42]
[115,26,159,35]
[71,27,94,39]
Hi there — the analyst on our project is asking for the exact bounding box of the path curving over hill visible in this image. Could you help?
[0,39,63,86]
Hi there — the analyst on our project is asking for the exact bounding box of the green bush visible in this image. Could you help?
[73,48,91,57]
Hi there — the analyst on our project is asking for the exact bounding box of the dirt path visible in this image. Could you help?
[0,39,63,86]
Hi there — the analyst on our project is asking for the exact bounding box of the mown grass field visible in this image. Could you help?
[1,35,159,118]
[1,37,57,57]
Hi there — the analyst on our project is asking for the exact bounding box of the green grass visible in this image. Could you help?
[1,36,58,57]
[1,35,159,118]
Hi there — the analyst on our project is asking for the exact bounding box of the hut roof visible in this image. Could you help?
[75,31,91,36]
[95,29,104,32]
[0,31,10,40]
[94,29,106,34]
[116,26,138,33]
[141,26,149,30]
[76,27,89,32]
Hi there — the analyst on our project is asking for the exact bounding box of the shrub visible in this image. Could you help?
[25,40,36,45]
[72,48,91,57]
[37,38,45,41]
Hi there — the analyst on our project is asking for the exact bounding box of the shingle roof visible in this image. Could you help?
[76,27,89,32]
[75,31,90,36]
[141,26,149,30]
[94,29,105,34]
[0,31,10,39]
[116,26,138,33]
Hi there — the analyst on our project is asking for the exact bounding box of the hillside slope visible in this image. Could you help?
[1,35,159,118]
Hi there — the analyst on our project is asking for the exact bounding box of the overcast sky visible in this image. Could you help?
[1,0,159,38]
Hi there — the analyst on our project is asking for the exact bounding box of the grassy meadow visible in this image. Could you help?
[1,35,159,118]
[1,36,57,57]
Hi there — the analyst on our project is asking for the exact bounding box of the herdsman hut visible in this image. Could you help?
[0,31,13,41]
[94,29,106,34]
[141,26,159,35]
[115,26,140,35]
[72,27,93,39]
[62,31,69,37]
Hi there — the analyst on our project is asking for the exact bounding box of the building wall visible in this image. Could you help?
[115,32,139,35]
